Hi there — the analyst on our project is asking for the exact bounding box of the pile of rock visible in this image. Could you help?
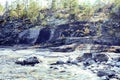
[76,53,120,80]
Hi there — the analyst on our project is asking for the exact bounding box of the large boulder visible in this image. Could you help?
[19,26,41,44]
[15,56,41,66]
[76,53,93,62]
[93,53,109,62]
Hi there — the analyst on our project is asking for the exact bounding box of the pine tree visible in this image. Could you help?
[69,0,79,22]
[51,0,57,11]
[0,4,4,13]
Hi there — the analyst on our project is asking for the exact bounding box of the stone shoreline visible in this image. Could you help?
[0,44,120,80]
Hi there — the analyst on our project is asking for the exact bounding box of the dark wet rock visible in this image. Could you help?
[83,59,95,66]
[100,19,120,46]
[97,70,116,78]
[70,60,78,65]
[76,53,92,62]
[93,54,109,62]
[114,48,120,53]
[0,19,119,46]
[116,57,120,62]
[49,66,59,70]
[66,58,78,65]
[35,27,51,44]
[54,22,94,38]
[15,56,40,66]
[48,38,66,47]
[50,61,65,65]
[106,60,116,66]
[76,53,95,66]
[60,70,66,73]
[0,28,19,45]
[50,47,75,52]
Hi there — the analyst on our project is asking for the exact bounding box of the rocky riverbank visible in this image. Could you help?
[0,17,120,46]
[0,44,120,80]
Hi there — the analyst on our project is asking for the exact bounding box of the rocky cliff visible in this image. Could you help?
[0,17,120,46]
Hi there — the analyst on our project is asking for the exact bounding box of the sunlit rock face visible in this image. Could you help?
[19,26,41,45]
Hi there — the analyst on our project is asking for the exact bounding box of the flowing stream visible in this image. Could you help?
[0,45,102,80]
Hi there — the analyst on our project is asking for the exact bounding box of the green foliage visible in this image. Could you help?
[51,0,57,10]
[9,1,26,18]
[41,20,47,26]
[78,3,95,21]
[6,0,119,24]
[68,0,80,21]
[110,0,120,19]
[9,0,43,23]
[0,4,4,13]
[27,0,41,22]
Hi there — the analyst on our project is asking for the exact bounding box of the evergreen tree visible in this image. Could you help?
[51,0,57,10]
[69,0,79,22]
[0,4,4,13]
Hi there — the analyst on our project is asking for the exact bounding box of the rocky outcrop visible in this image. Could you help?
[76,53,109,64]
[15,56,41,66]
[19,26,41,44]
[93,53,109,62]
[0,19,119,46]
[99,19,120,46]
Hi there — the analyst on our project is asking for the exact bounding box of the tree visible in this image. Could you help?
[0,4,4,14]
[69,0,79,22]
[110,0,120,18]
[51,0,57,11]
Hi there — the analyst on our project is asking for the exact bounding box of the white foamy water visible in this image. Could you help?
[0,47,101,80]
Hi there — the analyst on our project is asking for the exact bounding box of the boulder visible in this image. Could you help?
[76,53,93,62]
[114,48,120,53]
[97,70,116,78]
[93,54,109,62]
[76,53,96,66]
[15,56,40,66]
[50,60,65,65]
[50,47,75,52]
[19,26,41,44]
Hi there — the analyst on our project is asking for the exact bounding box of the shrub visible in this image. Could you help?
[110,0,120,19]
[78,4,95,21]
[27,0,41,22]
[8,0,43,23]
[41,20,47,26]
[0,4,4,14]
